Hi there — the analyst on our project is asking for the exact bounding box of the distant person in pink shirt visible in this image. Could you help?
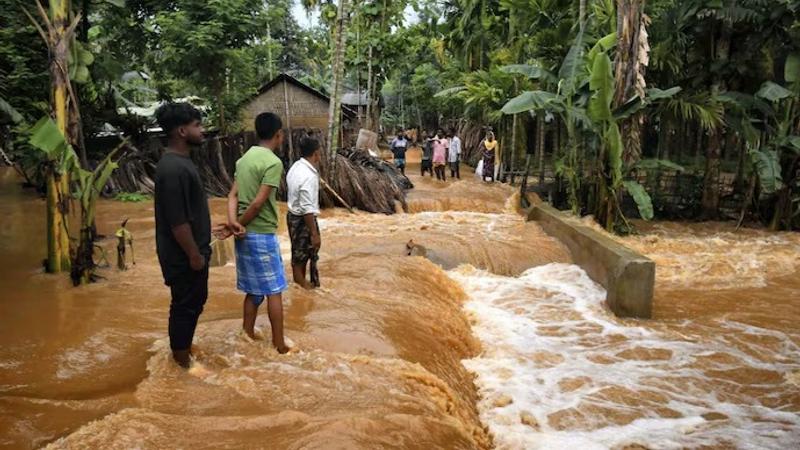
[432,129,449,181]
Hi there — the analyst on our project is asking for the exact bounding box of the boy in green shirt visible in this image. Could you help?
[227,112,290,353]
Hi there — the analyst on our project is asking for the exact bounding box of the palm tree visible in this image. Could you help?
[326,0,350,168]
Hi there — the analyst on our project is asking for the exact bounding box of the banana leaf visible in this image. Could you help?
[607,123,623,188]
[588,52,613,123]
[587,32,616,66]
[500,64,558,84]
[632,159,685,172]
[750,149,783,194]
[434,86,466,97]
[0,98,23,124]
[29,117,69,159]
[502,90,558,114]
[785,53,800,84]
[558,28,586,94]
[755,81,793,102]
[623,180,654,220]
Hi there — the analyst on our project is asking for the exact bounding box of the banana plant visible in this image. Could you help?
[501,28,589,214]
[502,30,679,230]
[29,116,124,285]
[749,53,800,230]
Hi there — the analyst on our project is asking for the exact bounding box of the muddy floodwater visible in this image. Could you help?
[1,151,799,449]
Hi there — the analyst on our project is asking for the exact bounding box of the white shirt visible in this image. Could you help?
[286,158,320,216]
[448,136,462,162]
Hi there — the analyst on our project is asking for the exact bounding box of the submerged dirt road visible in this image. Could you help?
[1,152,799,449]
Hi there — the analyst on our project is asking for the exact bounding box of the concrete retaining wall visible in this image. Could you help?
[527,204,654,319]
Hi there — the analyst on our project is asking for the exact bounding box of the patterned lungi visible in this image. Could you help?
[287,212,318,266]
[235,233,287,302]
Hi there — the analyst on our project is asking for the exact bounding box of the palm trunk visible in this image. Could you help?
[700,21,731,219]
[365,45,373,130]
[326,0,350,169]
[579,0,587,31]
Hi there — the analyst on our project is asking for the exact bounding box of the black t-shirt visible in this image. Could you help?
[154,151,211,285]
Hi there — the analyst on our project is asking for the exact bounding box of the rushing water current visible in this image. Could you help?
[0,154,798,449]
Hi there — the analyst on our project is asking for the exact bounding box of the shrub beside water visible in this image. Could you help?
[114,192,152,203]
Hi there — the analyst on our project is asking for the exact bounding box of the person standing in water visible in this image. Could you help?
[448,129,461,179]
[432,129,449,181]
[154,102,231,368]
[421,131,434,177]
[390,129,409,175]
[481,131,497,183]
[227,112,290,354]
[286,137,322,289]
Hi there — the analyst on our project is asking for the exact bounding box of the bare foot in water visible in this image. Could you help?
[275,336,295,354]
[188,361,212,378]
[241,327,265,341]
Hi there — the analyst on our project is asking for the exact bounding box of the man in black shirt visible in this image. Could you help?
[154,102,229,368]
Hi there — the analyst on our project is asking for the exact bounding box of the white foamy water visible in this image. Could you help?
[451,264,800,449]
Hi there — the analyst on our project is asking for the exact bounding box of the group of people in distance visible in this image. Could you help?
[390,128,462,181]
[153,102,322,368]
[389,128,499,183]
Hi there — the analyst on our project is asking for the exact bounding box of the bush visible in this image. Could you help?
[114,192,152,202]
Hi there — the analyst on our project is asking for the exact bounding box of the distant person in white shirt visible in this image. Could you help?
[448,129,462,179]
[390,129,409,175]
[286,137,322,289]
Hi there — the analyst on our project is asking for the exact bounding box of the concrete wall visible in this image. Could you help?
[527,204,654,319]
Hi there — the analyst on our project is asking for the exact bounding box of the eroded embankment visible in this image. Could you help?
[17,170,570,450]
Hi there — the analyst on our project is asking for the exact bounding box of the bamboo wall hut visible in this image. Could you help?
[241,73,357,147]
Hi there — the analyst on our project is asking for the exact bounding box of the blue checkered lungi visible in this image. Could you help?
[235,233,287,300]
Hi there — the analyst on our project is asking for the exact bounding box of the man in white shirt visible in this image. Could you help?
[390,129,409,175]
[448,129,462,179]
[286,137,322,289]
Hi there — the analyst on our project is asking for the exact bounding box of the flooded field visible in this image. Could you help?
[0,154,798,449]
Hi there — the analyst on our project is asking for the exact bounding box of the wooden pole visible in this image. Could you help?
[282,79,295,160]
[320,177,354,213]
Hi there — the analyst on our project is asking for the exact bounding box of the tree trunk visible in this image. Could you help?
[537,115,545,184]
[614,0,648,165]
[216,88,227,133]
[733,136,747,195]
[326,0,350,169]
[365,45,373,130]
[46,0,73,274]
[282,79,295,159]
[266,22,274,79]
[579,0,587,31]
[510,114,517,177]
[701,129,722,218]
[700,20,731,219]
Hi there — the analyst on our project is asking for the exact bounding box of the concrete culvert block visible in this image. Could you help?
[527,204,654,319]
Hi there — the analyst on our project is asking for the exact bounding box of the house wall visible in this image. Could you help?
[241,81,329,131]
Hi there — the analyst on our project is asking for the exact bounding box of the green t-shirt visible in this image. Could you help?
[235,146,283,234]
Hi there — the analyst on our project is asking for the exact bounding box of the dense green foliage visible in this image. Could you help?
[1,0,799,231]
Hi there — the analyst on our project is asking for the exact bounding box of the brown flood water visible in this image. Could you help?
[1,148,799,449]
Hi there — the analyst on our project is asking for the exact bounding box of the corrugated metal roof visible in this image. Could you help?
[341,92,369,106]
